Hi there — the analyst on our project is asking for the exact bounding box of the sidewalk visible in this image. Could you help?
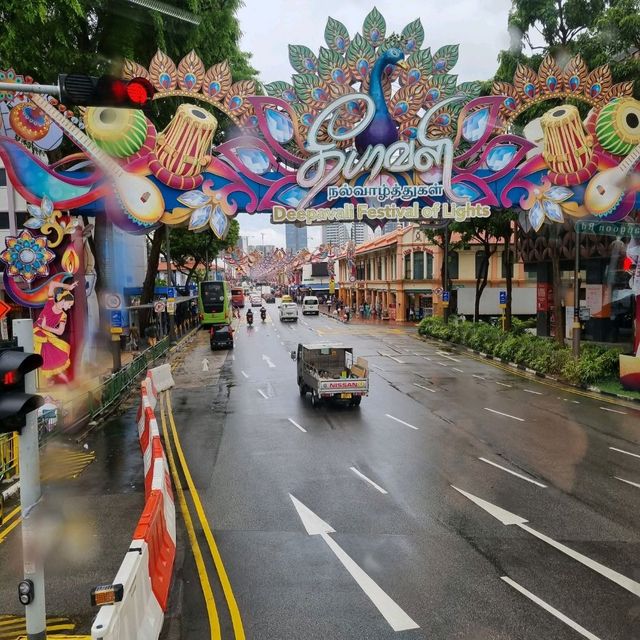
[319,304,420,328]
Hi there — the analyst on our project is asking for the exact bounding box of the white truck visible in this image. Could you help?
[295,343,369,407]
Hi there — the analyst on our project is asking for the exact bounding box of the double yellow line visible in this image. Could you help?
[159,393,245,640]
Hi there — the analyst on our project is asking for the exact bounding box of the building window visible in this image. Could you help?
[413,251,424,280]
[0,169,6,187]
[376,257,382,280]
[448,252,459,279]
[475,251,489,279]
[524,263,536,280]
[501,249,515,278]
[404,253,411,279]
[426,253,433,279]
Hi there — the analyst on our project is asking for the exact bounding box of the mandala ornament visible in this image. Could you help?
[23,195,67,248]
[0,229,56,283]
[9,103,50,141]
[176,189,231,239]
[520,180,574,232]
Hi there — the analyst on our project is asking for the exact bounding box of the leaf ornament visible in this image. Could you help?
[514,63,538,100]
[149,49,178,91]
[203,61,232,102]
[398,116,420,141]
[585,65,611,101]
[492,80,519,122]
[399,49,432,87]
[293,74,330,109]
[346,34,375,82]
[423,74,457,107]
[606,81,634,101]
[122,59,150,81]
[563,55,588,95]
[427,107,456,138]
[325,17,350,53]
[363,7,386,48]
[455,81,482,101]
[289,45,318,74]
[401,18,425,54]
[537,55,563,95]
[264,81,298,103]
[431,45,459,75]
[390,84,426,123]
[225,80,256,118]
[318,47,352,86]
[177,50,205,92]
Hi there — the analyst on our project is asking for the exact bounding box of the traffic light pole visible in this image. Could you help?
[13,319,46,640]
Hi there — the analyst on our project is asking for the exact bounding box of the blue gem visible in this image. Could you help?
[590,83,602,98]
[435,59,446,70]
[504,97,516,111]
[304,58,316,71]
[357,60,369,77]
[408,69,420,84]
[524,83,536,98]
[159,73,171,89]
[569,75,580,91]
[451,183,481,200]
[486,144,517,171]
[426,88,440,102]
[266,109,294,143]
[283,90,296,102]
[332,69,346,84]
[529,201,545,231]
[209,81,221,96]
[229,96,243,110]
[462,108,489,142]
[237,148,270,175]
[546,76,557,91]
[280,185,309,207]
[335,36,346,51]
[184,73,197,90]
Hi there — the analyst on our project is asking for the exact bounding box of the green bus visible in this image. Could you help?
[198,280,232,327]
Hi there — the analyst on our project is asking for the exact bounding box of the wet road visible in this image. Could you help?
[170,306,640,640]
[0,403,144,634]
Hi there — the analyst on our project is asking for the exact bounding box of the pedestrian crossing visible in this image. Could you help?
[0,615,88,639]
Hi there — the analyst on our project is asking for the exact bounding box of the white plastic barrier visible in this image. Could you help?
[91,541,163,640]
[149,364,174,392]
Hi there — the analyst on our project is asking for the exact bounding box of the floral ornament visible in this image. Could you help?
[0,229,56,283]
[520,180,573,232]
[177,190,230,239]
[24,195,66,248]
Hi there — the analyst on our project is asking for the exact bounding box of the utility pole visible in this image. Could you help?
[13,319,46,640]
[443,229,450,324]
[165,225,176,344]
[572,224,581,356]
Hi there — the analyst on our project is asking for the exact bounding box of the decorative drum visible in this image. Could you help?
[149,103,218,190]
[595,97,640,157]
[84,107,148,158]
[541,104,597,186]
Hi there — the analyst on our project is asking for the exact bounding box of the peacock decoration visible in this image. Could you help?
[262,7,482,155]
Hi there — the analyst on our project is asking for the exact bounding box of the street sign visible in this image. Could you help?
[576,221,640,238]
[499,290,507,307]
[167,301,176,314]
[110,311,122,328]
[167,287,176,301]
[0,300,10,321]
[104,293,122,310]
[579,308,591,321]
[434,287,443,296]
[442,291,450,303]
[154,300,166,314]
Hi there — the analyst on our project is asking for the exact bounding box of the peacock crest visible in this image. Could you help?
[263,7,482,152]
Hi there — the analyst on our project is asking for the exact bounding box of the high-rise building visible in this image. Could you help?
[351,222,370,245]
[321,222,349,248]
[237,235,249,253]
[285,224,308,253]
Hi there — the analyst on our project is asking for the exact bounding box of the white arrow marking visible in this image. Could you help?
[501,576,601,640]
[262,354,276,368]
[201,358,209,372]
[289,495,418,632]
[452,486,640,597]
[610,446,640,459]
[615,476,640,489]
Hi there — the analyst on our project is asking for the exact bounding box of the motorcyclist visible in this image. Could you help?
[246,308,253,326]
[260,306,267,322]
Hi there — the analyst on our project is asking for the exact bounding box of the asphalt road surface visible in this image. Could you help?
[170,305,640,640]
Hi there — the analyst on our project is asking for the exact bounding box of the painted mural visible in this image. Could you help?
[0,7,639,389]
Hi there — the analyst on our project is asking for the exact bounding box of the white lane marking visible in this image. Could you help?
[262,354,276,368]
[289,495,419,632]
[610,446,640,459]
[371,364,384,371]
[436,351,460,362]
[377,351,405,364]
[472,374,486,380]
[500,577,601,640]
[523,389,543,395]
[452,486,640,597]
[437,362,449,367]
[478,457,547,488]
[452,367,464,373]
[281,341,285,345]
[385,414,419,430]
[231,354,235,361]
[241,370,249,378]
[258,389,269,399]
[422,356,432,361]
[413,383,436,393]
[287,418,307,433]
[496,382,512,388]
[484,407,524,422]
[615,476,640,489]
[600,406,628,415]
[349,467,388,494]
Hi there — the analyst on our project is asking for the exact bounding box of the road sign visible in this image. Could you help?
[442,291,450,303]
[499,290,507,305]
[167,287,176,300]
[0,300,10,321]
[154,300,166,314]
[434,287,443,297]
[104,293,122,310]
[110,311,122,328]
[167,301,176,314]
[576,220,640,238]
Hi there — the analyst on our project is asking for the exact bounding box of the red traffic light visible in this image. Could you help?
[126,78,154,106]
[58,74,155,109]
[3,371,17,386]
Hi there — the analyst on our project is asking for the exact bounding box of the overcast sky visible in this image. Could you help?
[235,0,513,249]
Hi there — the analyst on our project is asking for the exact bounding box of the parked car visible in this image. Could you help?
[302,295,319,315]
[210,324,234,350]
[279,302,298,322]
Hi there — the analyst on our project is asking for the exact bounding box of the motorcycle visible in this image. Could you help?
[246,311,253,327]
[260,308,267,322]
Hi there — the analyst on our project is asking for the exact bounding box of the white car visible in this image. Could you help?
[250,295,262,307]
[279,302,298,322]
[302,295,319,315]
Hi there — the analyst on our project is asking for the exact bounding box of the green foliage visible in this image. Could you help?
[418,317,621,385]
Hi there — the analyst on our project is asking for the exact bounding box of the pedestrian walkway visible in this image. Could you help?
[319,305,420,329]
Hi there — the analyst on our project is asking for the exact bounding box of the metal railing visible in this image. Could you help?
[0,432,19,482]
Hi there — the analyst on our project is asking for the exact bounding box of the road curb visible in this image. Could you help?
[416,333,640,406]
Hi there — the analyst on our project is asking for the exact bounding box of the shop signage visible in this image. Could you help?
[576,221,640,238]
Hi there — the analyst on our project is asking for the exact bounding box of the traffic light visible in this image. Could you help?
[0,347,44,433]
[57,74,155,109]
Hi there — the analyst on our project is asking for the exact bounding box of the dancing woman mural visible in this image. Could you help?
[34,280,77,383]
